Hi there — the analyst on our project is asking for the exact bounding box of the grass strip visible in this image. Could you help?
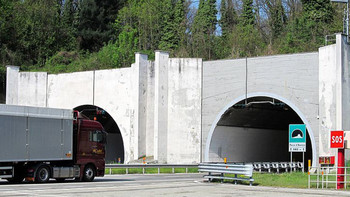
[105,167,198,174]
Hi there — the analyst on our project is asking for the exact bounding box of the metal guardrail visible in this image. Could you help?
[105,164,198,174]
[198,163,254,186]
[308,166,350,190]
[253,162,304,173]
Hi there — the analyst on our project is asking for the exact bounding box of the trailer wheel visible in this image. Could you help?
[83,165,95,182]
[35,165,50,183]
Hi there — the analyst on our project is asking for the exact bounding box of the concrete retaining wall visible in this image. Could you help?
[202,53,319,166]
[6,52,202,164]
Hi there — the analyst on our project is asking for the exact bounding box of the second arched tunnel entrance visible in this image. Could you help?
[74,105,125,163]
[208,96,312,168]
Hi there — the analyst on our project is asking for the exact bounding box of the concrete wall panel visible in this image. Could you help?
[47,71,94,109]
[202,59,246,160]
[18,72,47,107]
[94,68,133,163]
[167,58,202,164]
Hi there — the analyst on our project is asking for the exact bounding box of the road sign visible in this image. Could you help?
[330,130,344,148]
[289,124,306,152]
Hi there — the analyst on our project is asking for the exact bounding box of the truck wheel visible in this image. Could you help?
[35,165,50,183]
[83,165,95,182]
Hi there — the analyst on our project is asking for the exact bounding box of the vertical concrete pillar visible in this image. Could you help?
[6,66,19,105]
[132,53,148,160]
[319,34,350,163]
[146,61,155,157]
[154,51,169,163]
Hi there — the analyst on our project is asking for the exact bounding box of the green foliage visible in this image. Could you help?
[191,0,218,60]
[77,0,126,52]
[0,0,346,79]
[267,0,287,40]
[241,0,255,26]
[159,0,177,52]
[159,0,187,55]
[230,24,265,57]
[115,25,139,68]
[277,0,335,54]
[219,0,237,37]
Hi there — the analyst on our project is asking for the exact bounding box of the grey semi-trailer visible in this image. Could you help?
[0,104,107,183]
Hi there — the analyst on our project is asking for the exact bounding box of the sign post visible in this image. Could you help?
[289,124,306,172]
[330,130,345,189]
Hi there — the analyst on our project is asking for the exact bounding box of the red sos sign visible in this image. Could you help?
[330,130,344,148]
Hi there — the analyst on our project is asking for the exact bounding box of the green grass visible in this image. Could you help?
[221,172,308,188]
[253,172,308,188]
[105,167,198,175]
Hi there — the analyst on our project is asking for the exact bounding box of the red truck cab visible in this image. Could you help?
[74,111,107,181]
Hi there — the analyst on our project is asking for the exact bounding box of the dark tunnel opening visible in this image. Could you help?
[209,96,312,168]
[74,105,125,163]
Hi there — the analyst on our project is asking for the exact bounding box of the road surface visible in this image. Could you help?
[1,173,350,196]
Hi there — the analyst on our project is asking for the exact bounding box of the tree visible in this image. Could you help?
[159,0,177,52]
[12,0,64,66]
[278,0,335,53]
[159,0,187,55]
[267,0,286,40]
[77,0,126,52]
[219,0,238,37]
[191,0,217,60]
[241,0,255,26]
[225,0,265,57]
[115,25,139,67]
[60,0,79,51]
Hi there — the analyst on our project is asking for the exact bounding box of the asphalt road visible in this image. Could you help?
[1,173,350,197]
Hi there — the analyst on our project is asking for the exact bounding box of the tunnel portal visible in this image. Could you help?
[74,105,125,163]
[208,96,312,166]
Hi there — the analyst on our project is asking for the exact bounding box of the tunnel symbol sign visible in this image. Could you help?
[289,124,306,152]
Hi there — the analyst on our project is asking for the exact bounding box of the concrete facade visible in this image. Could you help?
[6,52,202,164]
[6,34,350,165]
[202,53,319,166]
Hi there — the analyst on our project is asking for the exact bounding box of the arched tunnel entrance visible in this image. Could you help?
[206,96,313,168]
[74,105,125,163]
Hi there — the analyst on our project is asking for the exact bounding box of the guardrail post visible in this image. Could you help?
[234,174,237,185]
[326,169,328,189]
[322,170,324,189]
[158,168,160,174]
[172,168,174,174]
[317,167,319,189]
[186,168,188,173]
[308,170,310,189]
[345,167,347,190]
[110,167,112,175]
[126,168,128,174]
[221,173,224,183]
[143,167,145,174]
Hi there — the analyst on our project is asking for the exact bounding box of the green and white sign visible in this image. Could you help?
[289,124,306,152]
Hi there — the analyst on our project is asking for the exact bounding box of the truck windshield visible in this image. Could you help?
[89,130,106,144]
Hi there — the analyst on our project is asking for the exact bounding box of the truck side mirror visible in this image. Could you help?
[73,111,78,120]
